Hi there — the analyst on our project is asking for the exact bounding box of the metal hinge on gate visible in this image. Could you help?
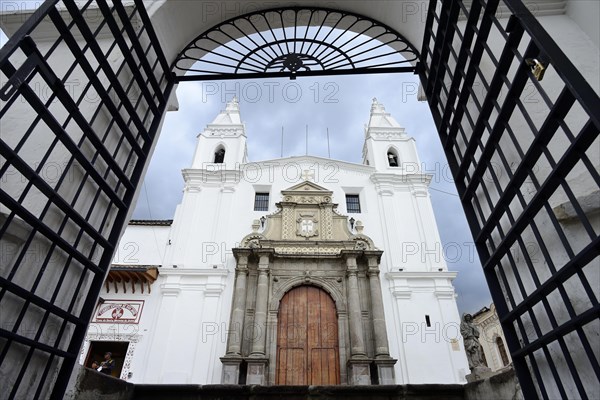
[525,58,549,81]
[0,55,38,101]
[0,36,55,101]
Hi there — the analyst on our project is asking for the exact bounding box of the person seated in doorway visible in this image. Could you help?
[98,352,115,375]
[90,360,99,370]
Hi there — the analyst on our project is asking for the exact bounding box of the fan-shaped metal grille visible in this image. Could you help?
[174,7,419,81]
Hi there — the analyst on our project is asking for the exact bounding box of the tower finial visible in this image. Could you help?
[225,96,240,112]
[371,97,385,113]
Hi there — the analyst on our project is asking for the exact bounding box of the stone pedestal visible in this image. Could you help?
[374,358,397,384]
[348,359,371,385]
[246,358,269,385]
[466,366,494,383]
[220,356,243,384]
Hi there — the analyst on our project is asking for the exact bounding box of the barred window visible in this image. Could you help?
[254,193,269,211]
[346,194,361,213]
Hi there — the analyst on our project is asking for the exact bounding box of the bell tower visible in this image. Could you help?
[190,97,248,169]
[362,98,421,172]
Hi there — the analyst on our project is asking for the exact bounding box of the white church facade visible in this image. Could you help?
[79,98,470,385]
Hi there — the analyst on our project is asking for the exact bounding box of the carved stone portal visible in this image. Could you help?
[223,181,396,385]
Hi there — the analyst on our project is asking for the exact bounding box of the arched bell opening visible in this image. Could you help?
[213,145,226,163]
[386,147,400,167]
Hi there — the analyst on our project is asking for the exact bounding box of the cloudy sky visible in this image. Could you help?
[0,2,491,314]
[132,73,492,314]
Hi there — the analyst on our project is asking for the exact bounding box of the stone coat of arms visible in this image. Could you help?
[297,214,318,238]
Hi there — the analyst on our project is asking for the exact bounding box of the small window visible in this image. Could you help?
[346,194,361,213]
[496,337,509,366]
[254,193,269,211]
[214,148,225,163]
[425,315,431,327]
[84,340,129,378]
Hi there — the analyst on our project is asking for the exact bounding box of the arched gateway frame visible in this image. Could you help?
[0,0,598,399]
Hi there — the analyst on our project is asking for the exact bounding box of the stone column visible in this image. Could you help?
[226,249,250,355]
[247,249,273,385]
[366,251,397,384]
[251,251,270,356]
[346,254,366,357]
[343,251,370,385]
[221,249,250,384]
[366,252,389,357]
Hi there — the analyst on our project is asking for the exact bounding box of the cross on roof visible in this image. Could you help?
[301,170,315,181]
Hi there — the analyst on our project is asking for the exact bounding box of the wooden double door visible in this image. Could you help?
[276,285,340,385]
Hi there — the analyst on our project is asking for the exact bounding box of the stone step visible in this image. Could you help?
[68,367,522,400]
[132,384,465,400]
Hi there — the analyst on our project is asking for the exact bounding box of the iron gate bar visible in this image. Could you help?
[504,1,600,124]
[422,1,527,397]
[442,0,500,151]
[438,1,483,134]
[95,0,160,116]
[0,131,115,250]
[479,120,599,272]
[2,44,134,211]
[513,304,600,359]
[471,88,574,241]
[0,277,85,325]
[135,6,173,83]
[0,0,173,398]
[486,99,600,392]
[0,0,59,64]
[453,29,597,345]
[48,8,149,156]
[456,79,533,227]
[0,13,117,303]
[50,0,175,397]
[175,66,417,82]
[109,0,166,106]
[20,36,137,195]
[422,0,600,398]
[494,39,587,400]
[426,0,461,109]
[502,238,600,324]
[62,1,151,140]
[454,24,529,185]
[0,326,75,359]
[0,157,119,275]
[0,52,129,210]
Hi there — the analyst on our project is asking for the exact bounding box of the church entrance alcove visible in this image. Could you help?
[276,285,340,385]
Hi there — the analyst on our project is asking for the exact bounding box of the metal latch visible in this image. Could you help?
[525,58,549,81]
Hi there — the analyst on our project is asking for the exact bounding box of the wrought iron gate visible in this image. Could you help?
[0,0,598,399]
[420,0,599,398]
[0,0,173,398]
